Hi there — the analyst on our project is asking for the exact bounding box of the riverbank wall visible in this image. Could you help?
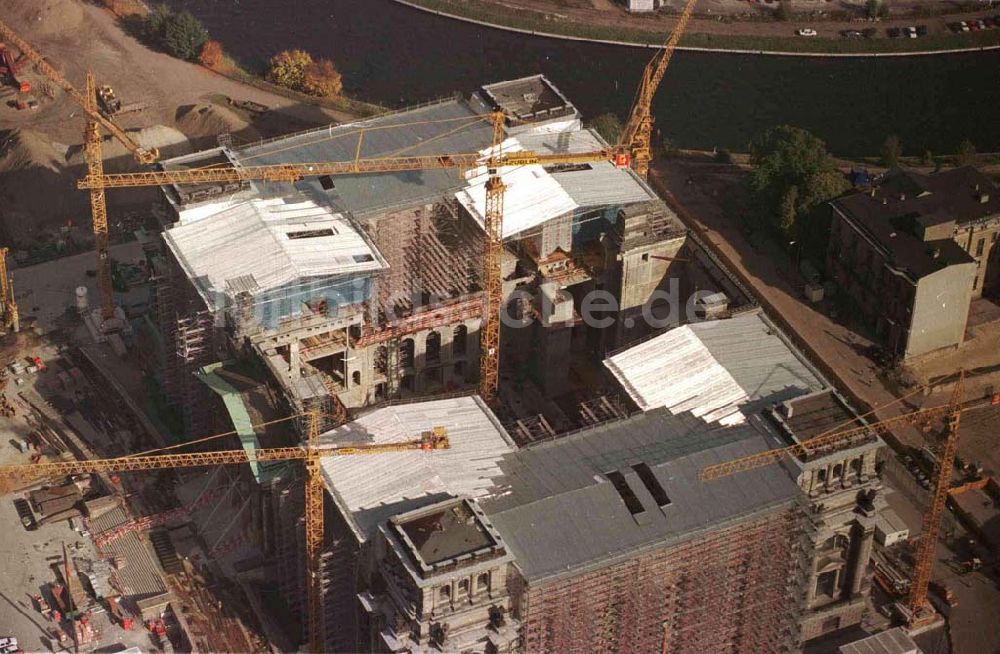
[391,0,1000,58]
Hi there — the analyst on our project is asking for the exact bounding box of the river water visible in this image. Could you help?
[162,0,999,156]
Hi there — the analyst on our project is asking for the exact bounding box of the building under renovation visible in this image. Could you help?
[140,76,885,651]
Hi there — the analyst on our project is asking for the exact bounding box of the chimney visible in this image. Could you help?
[980,193,990,204]
[899,192,906,201]
[882,198,888,205]
[931,247,940,259]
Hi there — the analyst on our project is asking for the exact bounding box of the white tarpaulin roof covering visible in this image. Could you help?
[318,396,516,541]
[455,138,579,239]
[164,195,385,308]
[604,312,825,426]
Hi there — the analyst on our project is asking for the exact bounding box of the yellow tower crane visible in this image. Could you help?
[67,0,696,400]
[699,374,983,627]
[0,247,18,333]
[620,0,699,179]
[0,412,449,653]
[0,18,159,322]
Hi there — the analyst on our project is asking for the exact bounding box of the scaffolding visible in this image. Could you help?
[518,504,811,654]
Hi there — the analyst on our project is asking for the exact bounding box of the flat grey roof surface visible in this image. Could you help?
[396,501,495,566]
[232,100,493,215]
[479,408,800,583]
[839,627,920,654]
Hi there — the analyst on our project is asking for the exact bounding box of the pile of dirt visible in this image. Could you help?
[0,128,85,245]
[0,128,67,174]
[4,0,84,37]
[175,103,260,149]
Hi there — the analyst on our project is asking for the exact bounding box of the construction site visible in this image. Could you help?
[0,1,999,653]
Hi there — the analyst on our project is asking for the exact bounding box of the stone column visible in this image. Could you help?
[849,518,875,595]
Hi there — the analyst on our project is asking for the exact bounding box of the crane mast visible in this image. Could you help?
[84,72,116,321]
[619,0,699,178]
[907,372,965,623]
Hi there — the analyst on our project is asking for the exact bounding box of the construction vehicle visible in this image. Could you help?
[226,96,268,114]
[97,84,147,117]
[701,372,975,628]
[0,413,448,653]
[0,43,29,93]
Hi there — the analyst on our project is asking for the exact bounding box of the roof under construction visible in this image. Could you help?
[456,130,655,239]
[318,395,517,542]
[162,195,387,311]
[604,309,825,425]
[478,408,801,583]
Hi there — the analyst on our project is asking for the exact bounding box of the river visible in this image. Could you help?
[161,0,1000,157]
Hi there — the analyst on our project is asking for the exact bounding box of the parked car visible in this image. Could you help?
[841,30,864,39]
[797,28,818,36]
[916,25,928,36]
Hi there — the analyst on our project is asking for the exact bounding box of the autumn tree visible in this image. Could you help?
[301,58,344,97]
[267,49,313,90]
[199,40,224,69]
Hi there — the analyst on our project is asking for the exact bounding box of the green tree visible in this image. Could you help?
[591,113,623,144]
[956,139,977,167]
[267,49,314,90]
[865,0,889,19]
[775,0,792,21]
[142,3,172,43]
[880,134,902,169]
[746,125,850,249]
[162,10,209,61]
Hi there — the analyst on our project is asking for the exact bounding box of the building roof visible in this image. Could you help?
[777,389,863,441]
[833,167,991,279]
[480,75,577,124]
[604,310,826,425]
[233,99,493,216]
[318,396,517,542]
[478,408,801,583]
[163,195,386,310]
[454,130,654,239]
[839,628,921,654]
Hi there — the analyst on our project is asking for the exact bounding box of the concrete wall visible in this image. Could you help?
[905,262,976,359]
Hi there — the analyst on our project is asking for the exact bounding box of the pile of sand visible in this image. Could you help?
[4,0,84,37]
[0,128,85,244]
[175,103,260,149]
[0,128,68,174]
[0,124,190,246]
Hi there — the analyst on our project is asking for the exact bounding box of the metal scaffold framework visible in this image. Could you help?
[520,504,810,654]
